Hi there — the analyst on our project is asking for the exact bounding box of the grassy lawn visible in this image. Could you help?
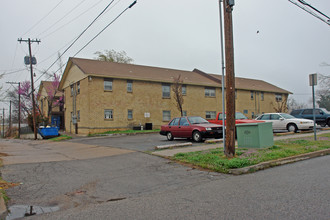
[88,129,160,136]
[173,133,330,173]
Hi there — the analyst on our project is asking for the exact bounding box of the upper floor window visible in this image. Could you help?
[250,91,254,100]
[275,93,282,102]
[205,87,215,97]
[104,78,113,91]
[127,80,133,93]
[182,85,187,95]
[261,92,264,101]
[162,84,170,98]
[77,82,80,94]
[70,84,74,96]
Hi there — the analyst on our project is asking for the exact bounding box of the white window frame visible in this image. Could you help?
[127,80,133,93]
[163,110,171,121]
[104,109,113,119]
[205,87,216,97]
[206,111,216,119]
[162,84,171,98]
[128,109,133,119]
[104,78,113,91]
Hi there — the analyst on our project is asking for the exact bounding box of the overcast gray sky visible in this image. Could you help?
[1,0,329,110]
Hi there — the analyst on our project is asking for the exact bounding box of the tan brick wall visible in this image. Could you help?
[62,68,288,134]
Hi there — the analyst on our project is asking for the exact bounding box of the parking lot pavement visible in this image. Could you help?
[0,139,135,165]
[153,129,330,157]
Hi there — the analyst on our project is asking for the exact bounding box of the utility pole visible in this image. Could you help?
[2,108,4,138]
[18,38,40,140]
[223,0,236,158]
[6,82,21,138]
[9,100,11,137]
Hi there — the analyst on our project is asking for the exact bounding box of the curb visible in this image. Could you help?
[155,142,192,150]
[228,148,330,175]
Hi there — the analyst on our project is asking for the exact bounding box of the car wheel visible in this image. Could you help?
[327,119,330,127]
[192,131,202,142]
[287,123,298,133]
[166,132,174,141]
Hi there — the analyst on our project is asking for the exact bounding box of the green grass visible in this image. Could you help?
[88,129,160,137]
[173,133,330,173]
[49,135,72,141]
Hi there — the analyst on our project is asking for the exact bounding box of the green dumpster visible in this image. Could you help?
[236,122,274,148]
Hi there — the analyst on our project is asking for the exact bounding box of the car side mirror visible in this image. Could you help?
[280,118,284,121]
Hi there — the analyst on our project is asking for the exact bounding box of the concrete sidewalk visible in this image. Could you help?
[152,130,330,157]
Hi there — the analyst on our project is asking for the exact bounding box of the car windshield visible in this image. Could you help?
[279,113,296,119]
[321,108,330,114]
[235,112,248,119]
[188,116,210,124]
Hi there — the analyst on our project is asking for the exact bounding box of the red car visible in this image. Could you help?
[160,116,223,142]
[208,112,263,125]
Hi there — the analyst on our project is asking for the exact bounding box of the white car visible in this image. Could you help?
[255,113,314,133]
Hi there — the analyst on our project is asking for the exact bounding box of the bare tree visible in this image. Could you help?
[94,49,134,64]
[287,97,308,112]
[271,97,288,113]
[317,74,330,110]
[172,75,184,116]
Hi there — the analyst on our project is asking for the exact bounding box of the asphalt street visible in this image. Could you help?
[1,133,329,219]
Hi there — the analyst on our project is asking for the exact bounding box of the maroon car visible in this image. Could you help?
[160,116,223,142]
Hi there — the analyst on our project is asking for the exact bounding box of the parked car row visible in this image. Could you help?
[160,108,328,142]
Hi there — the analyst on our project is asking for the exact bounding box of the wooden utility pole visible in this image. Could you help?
[18,38,40,140]
[223,0,236,157]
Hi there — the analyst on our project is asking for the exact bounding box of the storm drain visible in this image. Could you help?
[6,205,59,220]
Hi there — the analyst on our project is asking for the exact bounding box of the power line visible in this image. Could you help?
[35,0,117,83]
[22,0,65,36]
[40,0,106,39]
[72,0,137,58]
[37,0,88,38]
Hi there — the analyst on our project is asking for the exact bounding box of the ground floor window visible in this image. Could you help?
[128,109,133,119]
[163,110,171,121]
[104,109,113,119]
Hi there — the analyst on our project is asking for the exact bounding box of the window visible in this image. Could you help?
[77,82,80,94]
[162,84,170,98]
[182,85,186,95]
[206,111,216,119]
[163,110,171,121]
[205,87,216,97]
[182,110,187,116]
[179,117,189,126]
[251,91,254,100]
[169,118,179,126]
[271,114,281,120]
[302,109,312,115]
[252,112,255,118]
[104,109,113,119]
[275,93,282,102]
[261,92,264,101]
[260,114,270,120]
[128,110,133,119]
[77,110,80,120]
[70,84,74,96]
[104,78,113,91]
[127,80,133,92]
[243,109,248,114]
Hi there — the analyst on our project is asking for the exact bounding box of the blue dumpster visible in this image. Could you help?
[38,127,59,139]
